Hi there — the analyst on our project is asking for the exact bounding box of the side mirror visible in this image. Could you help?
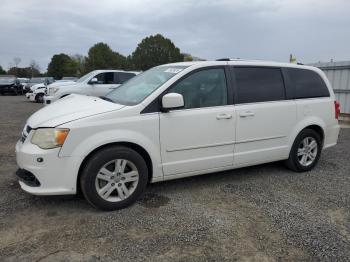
[162,93,184,111]
[90,77,98,84]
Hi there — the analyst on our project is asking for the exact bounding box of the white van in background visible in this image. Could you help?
[16,60,340,210]
[44,70,139,105]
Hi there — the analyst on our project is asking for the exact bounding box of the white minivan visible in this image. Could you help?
[44,70,139,105]
[16,60,340,210]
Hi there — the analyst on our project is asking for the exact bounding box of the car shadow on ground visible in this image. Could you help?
[9,161,299,212]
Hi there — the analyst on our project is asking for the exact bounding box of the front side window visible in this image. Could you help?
[234,67,285,104]
[168,68,228,109]
[95,72,115,84]
[106,65,188,105]
[287,68,329,99]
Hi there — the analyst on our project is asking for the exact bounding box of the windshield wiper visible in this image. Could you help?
[99,96,114,103]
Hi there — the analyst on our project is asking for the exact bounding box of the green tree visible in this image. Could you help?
[84,43,127,72]
[71,54,86,76]
[0,65,6,75]
[7,67,40,78]
[131,34,184,70]
[184,55,193,61]
[47,53,78,79]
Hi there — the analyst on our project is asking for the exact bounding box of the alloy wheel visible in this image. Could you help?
[297,136,318,167]
[95,159,139,202]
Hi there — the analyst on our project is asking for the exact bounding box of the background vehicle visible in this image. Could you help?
[0,75,22,95]
[16,61,340,210]
[24,77,54,93]
[17,78,30,93]
[44,70,139,104]
[25,83,47,103]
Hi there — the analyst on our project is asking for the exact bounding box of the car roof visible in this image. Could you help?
[164,60,318,71]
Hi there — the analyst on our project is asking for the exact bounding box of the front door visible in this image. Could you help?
[160,68,236,176]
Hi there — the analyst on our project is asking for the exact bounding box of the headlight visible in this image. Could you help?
[31,128,69,149]
[52,87,60,94]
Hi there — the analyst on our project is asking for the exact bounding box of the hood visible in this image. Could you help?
[48,81,76,88]
[31,83,45,91]
[27,94,125,128]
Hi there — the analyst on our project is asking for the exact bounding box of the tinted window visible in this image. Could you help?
[116,72,135,84]
[95,72,115,84]
[234,67,285,104]
[169,68,228,109]
[287,68,329,98]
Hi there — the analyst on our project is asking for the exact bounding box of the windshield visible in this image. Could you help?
[0,77,15,84]
[106,65,188,105]
[30,78,46,83]
[76,71,96,83]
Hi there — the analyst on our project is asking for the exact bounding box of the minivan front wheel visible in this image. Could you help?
[80,146,148,211]
[285,129,322,172]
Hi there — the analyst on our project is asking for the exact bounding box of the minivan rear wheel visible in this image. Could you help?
[80,146,148,211]
[285,129,322,172]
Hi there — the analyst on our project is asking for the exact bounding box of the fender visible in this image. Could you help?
[59,128,163,182]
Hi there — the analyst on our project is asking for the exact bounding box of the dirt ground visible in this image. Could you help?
[0,95,349,261]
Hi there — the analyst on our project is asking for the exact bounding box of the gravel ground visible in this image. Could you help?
[0,95,349,261]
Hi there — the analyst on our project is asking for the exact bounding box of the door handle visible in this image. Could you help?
[239,111,255,117]
[109,87,117,89]
[216,113,232,120]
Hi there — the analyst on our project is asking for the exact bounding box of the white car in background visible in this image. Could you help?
[26,79,77,103]
[25,83,46,103]
[44,70,139,105]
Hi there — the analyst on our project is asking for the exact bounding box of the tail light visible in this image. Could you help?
[334,100,340,119]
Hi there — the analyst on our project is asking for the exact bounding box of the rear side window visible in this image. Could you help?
[287,68,329,98]
[115,72,135,84]
[234,67,285,104]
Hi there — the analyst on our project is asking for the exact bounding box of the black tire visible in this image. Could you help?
[35,93,44,103]
[285,129,322,172]
[80,146,149,211]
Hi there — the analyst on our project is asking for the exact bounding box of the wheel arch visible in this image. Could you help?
[76,142,154,193]
[289,119,326,155]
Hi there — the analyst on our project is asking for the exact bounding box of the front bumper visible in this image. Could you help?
[44,95,56,105]
[15,137,81,195]
[28,93,35,101]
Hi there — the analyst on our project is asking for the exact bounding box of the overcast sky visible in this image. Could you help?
[1,0,349,71]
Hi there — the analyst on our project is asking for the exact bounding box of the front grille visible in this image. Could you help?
[21,125,32,143]
[20,133,27,143]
